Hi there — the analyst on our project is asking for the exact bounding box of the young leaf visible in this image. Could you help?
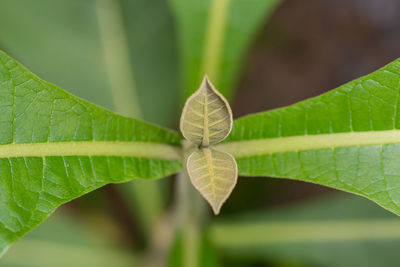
[181,76,237,214]
[187,148,237,214]
[216,58,400,216]
[180,76,233,147]
[0,50,183,255]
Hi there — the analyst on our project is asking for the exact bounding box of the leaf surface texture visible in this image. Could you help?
[217,58,400,215]
[180,77,233,147]
[187,148,237,214]
[0,51,182,254]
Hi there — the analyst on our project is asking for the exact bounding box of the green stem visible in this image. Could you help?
[211,219,400,245]
[141,168,205,267]
[202,0,231,83]
[95,0,141,118]
[95,0,162,236]
[173,142,207,267]
[176,170,202,267]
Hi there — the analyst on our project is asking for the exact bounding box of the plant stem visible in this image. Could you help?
[95,0,141,118]
[202,0,231,83]
[95,0,162,236]
[176,170,204,267]
[173,142,207,267]
[211,219,400,244]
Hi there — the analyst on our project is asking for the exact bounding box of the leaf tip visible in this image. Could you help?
[211,204,222,215]
[201,74,214,91]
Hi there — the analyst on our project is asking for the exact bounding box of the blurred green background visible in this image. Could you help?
[1,0,400,266]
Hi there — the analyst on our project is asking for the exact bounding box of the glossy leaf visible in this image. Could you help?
[187,148,237,214]
[216,58,400,215]
[168,0,282,101]
[0,0,179,243]
[180,76,233,147]
[0,51,182,254]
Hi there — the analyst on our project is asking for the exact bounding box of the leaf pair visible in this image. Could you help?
[180,76,237,214]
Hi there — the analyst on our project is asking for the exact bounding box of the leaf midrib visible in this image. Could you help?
[217,129,400,157]
[0,141,181,160]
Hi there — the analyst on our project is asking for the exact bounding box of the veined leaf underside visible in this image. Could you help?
[187,148,237,214]
[180,76,233,147]
[180,76,237,214]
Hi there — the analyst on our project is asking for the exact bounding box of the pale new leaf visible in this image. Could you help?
[186,148,237,214]
[180,76,233,147]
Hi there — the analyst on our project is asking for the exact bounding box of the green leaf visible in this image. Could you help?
[0,50,182,254]
[168,0,282,101]
[216,58,400,215]
[0,0,180,232]
[210,194,400,267]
